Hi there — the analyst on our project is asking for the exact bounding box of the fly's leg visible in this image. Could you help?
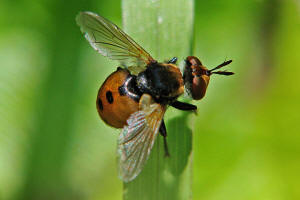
[171,101,197,111]
[159,120,170,157]
[168,57,178,64]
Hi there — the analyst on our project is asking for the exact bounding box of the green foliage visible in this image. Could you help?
[0,0,300,200]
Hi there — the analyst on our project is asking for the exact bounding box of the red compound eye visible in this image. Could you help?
[183,56,210,100]
[183,56,234,100]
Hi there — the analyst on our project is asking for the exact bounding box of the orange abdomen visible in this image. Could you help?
[96,69,139,128]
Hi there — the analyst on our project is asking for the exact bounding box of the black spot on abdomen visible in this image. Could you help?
[97,98,103,110]
[106,91,114,104]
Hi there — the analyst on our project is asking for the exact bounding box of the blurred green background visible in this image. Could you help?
[0,0,299,199]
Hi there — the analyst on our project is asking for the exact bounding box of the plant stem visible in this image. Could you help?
[122,0,194,199]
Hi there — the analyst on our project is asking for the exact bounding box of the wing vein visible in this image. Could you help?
[76,12,154,72]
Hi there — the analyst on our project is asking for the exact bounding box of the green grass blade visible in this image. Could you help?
[122,0,194,199]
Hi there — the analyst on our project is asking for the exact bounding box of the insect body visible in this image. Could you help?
[76,11,233,182]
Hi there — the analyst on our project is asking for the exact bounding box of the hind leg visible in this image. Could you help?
[159,120,170,157]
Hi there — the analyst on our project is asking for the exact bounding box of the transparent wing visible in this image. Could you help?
[118,94,166,182]
[76,11,155,71]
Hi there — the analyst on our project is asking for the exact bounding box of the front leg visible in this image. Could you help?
[171,101,197,111]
